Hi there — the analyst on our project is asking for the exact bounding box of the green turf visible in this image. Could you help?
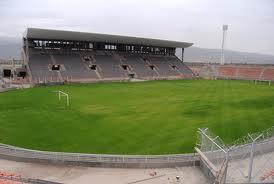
[0,79,273,154]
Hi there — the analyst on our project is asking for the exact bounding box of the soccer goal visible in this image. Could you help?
[254,79,271,86]
[56,90,70,106]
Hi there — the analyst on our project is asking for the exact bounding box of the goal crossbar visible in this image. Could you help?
[254,79,271,86]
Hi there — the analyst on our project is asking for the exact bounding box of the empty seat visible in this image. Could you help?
[148,56,178,77]
[52,53,98,80]
[238,67,262,79]
[219,67,237,77]
[28,53,59,81]
[261,68,274,80]
[122,55,158,79]
[27,50,195,82]
[165,56,194,76]
[93,54,126,79]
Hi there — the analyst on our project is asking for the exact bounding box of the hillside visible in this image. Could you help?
[183,47,274,64]
[0,38,273,64]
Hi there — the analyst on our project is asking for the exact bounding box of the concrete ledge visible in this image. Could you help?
[0,154,199,168]
[0,87,17,93]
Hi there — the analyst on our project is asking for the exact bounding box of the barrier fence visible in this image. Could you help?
[196,126,274,184]
[0,143,198,168]
[0,127,273,181]
[226,126,274,184]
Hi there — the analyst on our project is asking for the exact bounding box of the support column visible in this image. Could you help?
[25,40,30,63]
[181,48,184,62]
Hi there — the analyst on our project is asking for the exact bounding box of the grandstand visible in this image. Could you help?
[218,64,274,80]
[22,28,194,83]
[186,62,274,81]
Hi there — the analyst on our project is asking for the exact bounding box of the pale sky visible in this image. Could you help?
[0,0,273,55]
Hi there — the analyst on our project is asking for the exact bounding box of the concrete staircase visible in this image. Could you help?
[49,54,64,82]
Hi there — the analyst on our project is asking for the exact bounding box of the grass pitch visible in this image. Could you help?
[0,79,273,154]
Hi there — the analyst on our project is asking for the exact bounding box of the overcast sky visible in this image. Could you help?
[0,0,273,55]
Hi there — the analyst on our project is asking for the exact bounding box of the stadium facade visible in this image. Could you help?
[22,28,195,83]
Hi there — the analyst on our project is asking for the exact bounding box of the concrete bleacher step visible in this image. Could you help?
[112,54,131,77]
[165,57,192,76]
[260,67,267,79]
[116,53,137,76]
[143,58,160,77]
[173,66,183,75]
[93,54,126,78]
[50,54,64,82]
[85,52,102,79]
[53,53,99,81]
[235,66,240,78]
[94,70,102,79]
[149,56,180,77]
[28,49,196,83]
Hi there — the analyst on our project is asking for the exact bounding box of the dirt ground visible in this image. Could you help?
[0,159,209,184]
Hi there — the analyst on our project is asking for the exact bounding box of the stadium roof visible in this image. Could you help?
[24,28,193,48]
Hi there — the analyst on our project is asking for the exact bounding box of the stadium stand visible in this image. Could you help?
[185,62,274,81]
[237,67,262,79]
[261,68,274,80]
[22,28,194,83]
[28,52,59,83]
[92,51,126,79]
[218,66,237,77]
[52,53,99,82]
[148,56,178,77]
[166,56,194,78]
[121,53,160,79]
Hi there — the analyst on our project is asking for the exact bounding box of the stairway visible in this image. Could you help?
[144,57,160,77]
[87,52,102,79]
[49,54,64,82]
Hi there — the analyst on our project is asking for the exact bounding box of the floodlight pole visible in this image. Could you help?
[247,133,263,183]
[221,25,228,65]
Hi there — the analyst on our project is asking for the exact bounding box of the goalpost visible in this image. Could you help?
[254,79,271,86]
[56,90,70,106]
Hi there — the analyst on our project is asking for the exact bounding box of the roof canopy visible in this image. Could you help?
[24,28,193,48]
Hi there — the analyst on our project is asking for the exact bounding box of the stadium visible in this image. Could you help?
[0,27,274,184]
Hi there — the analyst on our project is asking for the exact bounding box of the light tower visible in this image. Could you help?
[221,25,228,65]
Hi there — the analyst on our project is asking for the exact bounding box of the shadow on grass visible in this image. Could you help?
[182,104,218,117]
[228,96,274,109]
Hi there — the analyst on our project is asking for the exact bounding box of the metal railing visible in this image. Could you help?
[0,143,197,167]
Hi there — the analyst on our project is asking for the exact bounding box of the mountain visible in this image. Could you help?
[182,47,274,64]
[0,38,22,60]
[0,38,273,64]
